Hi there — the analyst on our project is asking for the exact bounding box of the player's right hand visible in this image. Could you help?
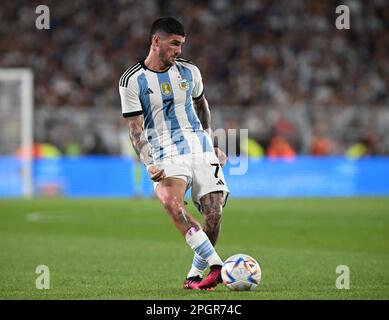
[146,164,166,182]
[214,147,228,167]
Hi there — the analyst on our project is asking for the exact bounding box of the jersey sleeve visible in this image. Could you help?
[119,77,143,118]
[191,65,204,100]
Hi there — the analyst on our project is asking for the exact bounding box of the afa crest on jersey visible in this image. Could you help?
[179,79,189,91]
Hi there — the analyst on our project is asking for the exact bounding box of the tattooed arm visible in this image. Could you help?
[127,115,165,181]
[193,95,227,167]
[193,94,212,135]
[127,115,152,165]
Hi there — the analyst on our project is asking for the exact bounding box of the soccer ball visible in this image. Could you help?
[221,253,262,291]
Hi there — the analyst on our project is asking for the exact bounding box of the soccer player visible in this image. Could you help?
[119,17,229,290]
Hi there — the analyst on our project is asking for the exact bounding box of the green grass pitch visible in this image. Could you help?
[0,197,389,299]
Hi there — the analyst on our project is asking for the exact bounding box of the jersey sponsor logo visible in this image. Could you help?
[161,82,172,96]
[145,88,153,94]
[179,79,189,91]
[216,179,225,185]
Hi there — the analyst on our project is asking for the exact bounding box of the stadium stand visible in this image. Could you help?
[1,0,388,156]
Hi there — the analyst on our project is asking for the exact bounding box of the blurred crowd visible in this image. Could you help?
[1,0,389,156]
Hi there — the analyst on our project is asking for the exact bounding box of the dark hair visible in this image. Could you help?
[150,17,186,42]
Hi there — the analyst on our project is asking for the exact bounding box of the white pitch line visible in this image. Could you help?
[25,211,82,223]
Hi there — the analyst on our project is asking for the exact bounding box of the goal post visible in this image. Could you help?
[0,69,34,198]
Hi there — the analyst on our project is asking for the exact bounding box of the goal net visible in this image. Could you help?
[0,69,33,197]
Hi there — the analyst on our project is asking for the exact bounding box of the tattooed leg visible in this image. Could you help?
[155,177,200,236]
[200,191,224,246]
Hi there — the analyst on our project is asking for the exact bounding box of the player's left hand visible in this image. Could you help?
[146,164,166,182]
[214,147,227,167]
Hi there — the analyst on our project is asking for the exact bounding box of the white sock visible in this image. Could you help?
[185,227,223,268]
[187,253,208,278]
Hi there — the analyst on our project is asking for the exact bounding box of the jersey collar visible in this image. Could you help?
[140,59,172,73]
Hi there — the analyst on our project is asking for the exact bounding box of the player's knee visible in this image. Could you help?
[160,195,175,212]
[158,194,182,215]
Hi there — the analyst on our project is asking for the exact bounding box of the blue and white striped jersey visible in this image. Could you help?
[119,59,213,162]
